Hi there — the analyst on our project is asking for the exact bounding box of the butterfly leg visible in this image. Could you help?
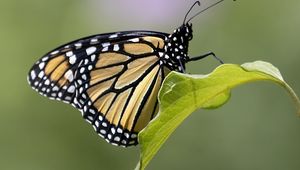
[178,59,186,73]
[187,52,224,64]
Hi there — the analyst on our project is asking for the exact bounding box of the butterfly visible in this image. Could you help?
[27,1,224,147]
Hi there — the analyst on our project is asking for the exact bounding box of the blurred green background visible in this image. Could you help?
[1,0,300,169]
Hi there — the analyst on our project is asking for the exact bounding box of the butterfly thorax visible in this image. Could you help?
[160,23,193,72]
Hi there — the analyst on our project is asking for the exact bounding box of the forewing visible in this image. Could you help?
[27,31,166,104]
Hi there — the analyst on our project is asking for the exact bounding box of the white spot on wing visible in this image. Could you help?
[91,54,96,61]
[117,128,122,133]
[102,42,110,47]
[79,87,83,93]
[50,50,59,55]
[102,46,108,52]
[39,62,45,69]
[90,39,98,43]
[89,109,95,115]
[109,34,118,38]
[111,128,115,134]
[84,59,89,65]
[53,86,59,91]
[67,85,75,93]
[64,70,74,82]
[113,44,119,51]
[38,71,44,78]
[159,52,164,57]
[30,70,36,79]
[130,38,139,42]
[87,116,93,122]
[44,79,50,85]
[102,122,107,127]
[42,57,49,62]
[66,51,73,57]
[81,74,87,80]
[95,121,99,127]
[114,136,120,142]
[75,43,82,47]
[69,55,76,64]
[80,67,85,73]
[86,46,97,55]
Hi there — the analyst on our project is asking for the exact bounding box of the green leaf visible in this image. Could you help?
[135,61,300,170]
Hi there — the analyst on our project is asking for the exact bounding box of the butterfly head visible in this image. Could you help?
[178,23,193,41]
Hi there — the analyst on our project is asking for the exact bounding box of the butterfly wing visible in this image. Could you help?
[28,31,171,147]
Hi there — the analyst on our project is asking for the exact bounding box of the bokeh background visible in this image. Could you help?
[1,0,300,169]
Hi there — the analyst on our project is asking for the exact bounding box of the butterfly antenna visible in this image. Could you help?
[186,0,225,23]
[183,1,201,24]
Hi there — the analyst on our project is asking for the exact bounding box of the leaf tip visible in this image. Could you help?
[241,60,284,81]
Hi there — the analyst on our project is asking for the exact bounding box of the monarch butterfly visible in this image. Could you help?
[27,1,224,147]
